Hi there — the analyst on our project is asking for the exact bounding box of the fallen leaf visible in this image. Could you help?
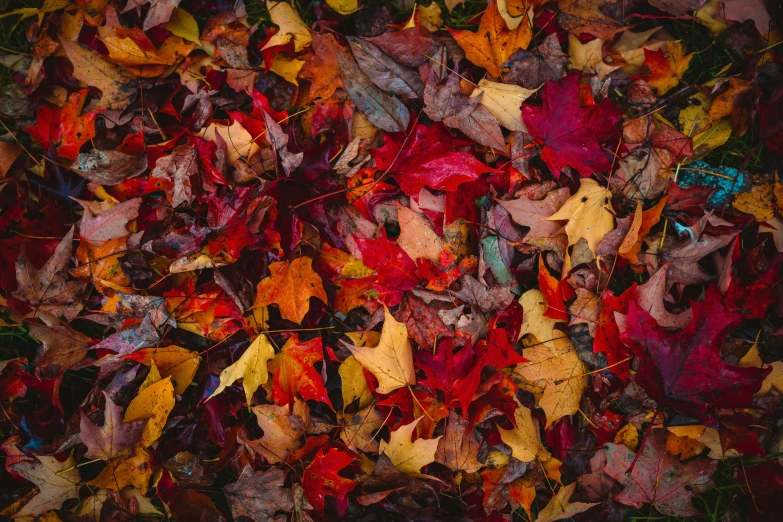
[522,73,622,177]
[345,307,415,394]
[208,334,276,405]
[450,2,532,78]
[302,448,357,514]
[11,453,81,517]
[61,41,136,110]
[80,391,144,461]
[254,256,327,324]
[545,178,615,255]
[269,335,331,407]
[124,376,175,447]
[435,410,482,473]
[604,432,717,517]
[25,89,100,160]
[535,483,597,522]
[470,79,537,131]
[379,417,442,474]
[498,399,552,462]
[263,1,312,52]
[225,465,294,521]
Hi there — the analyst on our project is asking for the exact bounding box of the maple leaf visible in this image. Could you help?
[339,405,385,453]
[269,335,331,407]
[88,445,153,493]
[80,391,144,461]
[497,400,552,462]
[11,453,81,517]
[345,307,415,395]
[620,286,770,422]
[254,256,327,324]
[209,334,276,405]
[545,178,615,255]
[248,402,308,463]
[557,0,625,39]
[25,89,101,160]
[498,187,571,243]
[604,432,717,517]
[435,410,482,473]
[449,2,532,78]
[379,417,442,474]
[263,0,312,52]
[371,122,500,196]
[61,41,137,110]
[75,197,142,243]
[14,227,86,321]
[27,312,91,373]
[302,448,357,514]
[535,483,597,522]
[225,465,294,521]
[522,73,622,177]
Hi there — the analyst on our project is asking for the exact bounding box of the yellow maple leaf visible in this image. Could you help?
[514,337,587,427]
[200,120,260,166]
[208,334,276,405]
[254,256,327,324]
[379,417,442,474]
[345,307,415,395]
[545,178,615,255]
[498,400,552,462]
[518,289,561,348]
[88,446,153,493]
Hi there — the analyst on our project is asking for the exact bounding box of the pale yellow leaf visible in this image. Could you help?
[498,400,551,462]
[263,1,312,52]
[470,79,536,131]
[200,120,260,166]
[396,205,444,262]
[545,178,615,255]
[345,307,415,395]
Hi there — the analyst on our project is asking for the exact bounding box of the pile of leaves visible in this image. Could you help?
[1,0,783,520]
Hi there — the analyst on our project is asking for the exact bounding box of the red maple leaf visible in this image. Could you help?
[593,286,635,382]
[538,260,573,321]
[355,235,418,306]
[25,89,102,160]
[417,329,525,417]
[522,72,621,177]
[269,335,332,408]
[619,286,769,423]
[371,122,500,196]
[302,447,357,515]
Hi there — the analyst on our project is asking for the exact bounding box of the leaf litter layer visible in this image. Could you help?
[0,0,783,521]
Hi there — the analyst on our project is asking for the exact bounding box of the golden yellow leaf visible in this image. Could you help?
[254,256,327,324]
[339,405,384,452]
[514,337,586,427]
[470,79,537,131]
[269,53,305,85]
[379,417,442,474]
[165,8,201,43]
[535,483,597,522]
[498,400,551,462]
[263,1,312,52]
[208,334,276,405]
[88,447,152,493]
[732,180,775,222]
[124,377,175,447]
[61,41,136,110]
[691,117,732,159]
[418,2,444,32]
[325,0,359,15]
[339,355,374,409]
[518,289,561,348]
[613,423,639,451]
[345,307,415,395]
[545,178,614,255]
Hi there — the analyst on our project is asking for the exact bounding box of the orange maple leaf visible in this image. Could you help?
[449,2,532,78]
[269,335,332,407]
[254,256,327,323]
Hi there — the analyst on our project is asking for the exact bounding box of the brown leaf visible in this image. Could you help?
[394,293,452,348]
[28,312,91,373]
[435,410,482,473]
[225,465,294,521]
[14,227,86,321]
[70,150,148,185]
